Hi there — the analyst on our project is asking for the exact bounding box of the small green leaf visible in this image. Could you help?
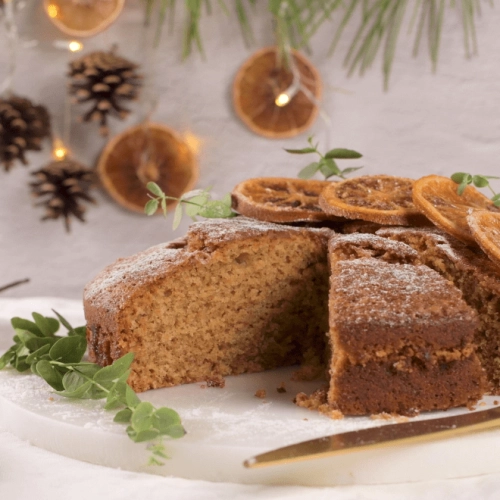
[183,194,208,217]
[153,407,182,434]
[457,180,468,195]
[160,197,167,217]
[72,326,87,338]
[451,172,468,184]
[284,147,317,155]
[146,182,164,196]
[51,310,78,335]
[324,148,362,159]
[172,203,183,230]
[340,166,364,176]
[131,401,155,432]
[49,336,87,363]
[164,424,186,439]
[298,162,320,179]
[0,347,16,369]
[25,343,51,364]
[198,200,235,219]
[125,384,141,408]
[319,158,340,179]
[32,313,59,337]
[127,427,160,443]
[114,408,133,423]
[11,317,43,337]
[145,198,159,216]
[105,380,128,409]
[472,175,489,188]
[57,381,93,399]
[36,360,64,390]
[93,353,134,384]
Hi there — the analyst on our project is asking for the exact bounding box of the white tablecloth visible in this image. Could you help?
[1,298,499,499]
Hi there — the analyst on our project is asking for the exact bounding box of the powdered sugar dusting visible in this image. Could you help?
[84,244,183,310]
[331,258,474,326]
[187,216,331,248]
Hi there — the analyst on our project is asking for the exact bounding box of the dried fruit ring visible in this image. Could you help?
[467,210,500,266]
[319,175,427,226]
[412,175,500,245]
[231,177,340,223]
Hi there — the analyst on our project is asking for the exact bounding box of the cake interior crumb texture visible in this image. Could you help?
[324,234,484,416]
[378,227,500,394]
[84,219,331,392]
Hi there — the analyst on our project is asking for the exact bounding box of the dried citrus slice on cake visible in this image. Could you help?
[97,122,198,213]
[318,175,427,226]
[44,0,125,38]
[231,177,340,223]
[412,175,500,245]
[232,47,321,139]
[467,210,500,266]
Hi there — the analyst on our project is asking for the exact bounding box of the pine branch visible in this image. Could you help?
[0,279,30,294]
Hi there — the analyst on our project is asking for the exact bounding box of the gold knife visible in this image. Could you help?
[244,406,500,469]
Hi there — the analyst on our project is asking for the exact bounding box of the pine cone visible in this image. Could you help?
[68,50,142,136]
[0,96,51,171]
[30,159,96,232]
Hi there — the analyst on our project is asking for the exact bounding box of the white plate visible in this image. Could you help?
[2,364,500,486]
[1,298,500,486]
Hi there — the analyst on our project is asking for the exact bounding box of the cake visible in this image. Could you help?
[84,217,332,392]
[323,234,485,415]
[376,226,500,393]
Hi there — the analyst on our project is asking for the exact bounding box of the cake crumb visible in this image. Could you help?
[199,384,207,389]
[494,400,499,405]
[276,382,286,393]
[255,389,266,399]
[294,389,344,419]
[206,376,225,388]
[479,401,487,407]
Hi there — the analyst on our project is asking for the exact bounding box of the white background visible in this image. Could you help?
[0,0,499,298]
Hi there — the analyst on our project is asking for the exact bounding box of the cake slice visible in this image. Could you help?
[377,226,500,394]
[84,217,332,392]
[325,234,484,416]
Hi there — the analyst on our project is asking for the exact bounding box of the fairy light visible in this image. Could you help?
[183,130,203,156]
[275,92,291,107]
[52,138,68,161]
[68,40,83,52]
[46,4,59,18]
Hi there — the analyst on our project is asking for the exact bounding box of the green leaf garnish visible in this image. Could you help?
[286,136,363,181]
[0,310,185,464]
[451,172,500,205]
[145,184,237,229]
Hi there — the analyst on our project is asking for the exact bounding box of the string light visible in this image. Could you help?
[68,40,83,52]
[275,92,291,107]
[46,4,59,19]
[52,138,68,161]
[183,130,203,156]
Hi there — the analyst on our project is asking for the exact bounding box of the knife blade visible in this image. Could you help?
[244,405,500,469]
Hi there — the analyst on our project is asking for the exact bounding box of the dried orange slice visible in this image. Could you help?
[412,175,500,245]
[232,47,321,139]
[467,210,500,266]
[231,177,340,223]
[319,175,427,226]
[97,122,198,213]
[44,0,125,38]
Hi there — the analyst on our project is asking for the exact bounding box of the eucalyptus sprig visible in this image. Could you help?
[451,172,500,207]
[0,311,185,465]
[145,182,237,230]
[285,136,363,181]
